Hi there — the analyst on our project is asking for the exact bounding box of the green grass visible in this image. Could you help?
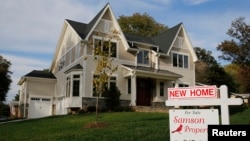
[0,107,249,141]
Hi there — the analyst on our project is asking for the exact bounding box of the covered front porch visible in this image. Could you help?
[122,65,182,107]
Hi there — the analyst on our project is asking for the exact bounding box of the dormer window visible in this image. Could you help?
[137,50,149,65]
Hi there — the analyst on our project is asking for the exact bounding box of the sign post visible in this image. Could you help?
[166,85,243,141]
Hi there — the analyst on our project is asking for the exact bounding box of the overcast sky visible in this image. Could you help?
[1,0,250,102]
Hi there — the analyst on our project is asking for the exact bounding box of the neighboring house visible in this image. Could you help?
[231,93,250,106]
[18,3,198,118]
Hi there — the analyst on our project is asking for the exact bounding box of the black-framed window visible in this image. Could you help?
[72,75,80,96]
[137,50,149,65]
[93,75,117,97]
[94,39,117,58]
[127,78,131,94]
[172,53,189,68]
[179,83,189,87]
[66,74,81,97]
[160,82,164,96]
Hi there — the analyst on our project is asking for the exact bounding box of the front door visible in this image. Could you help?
[136,78,151,106]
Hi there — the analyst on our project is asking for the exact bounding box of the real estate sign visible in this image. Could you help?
[166,85,243,141]
[169,109,219,141]
[168,85,217,99]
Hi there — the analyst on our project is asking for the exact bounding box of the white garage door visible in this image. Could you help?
[28,97,52,119]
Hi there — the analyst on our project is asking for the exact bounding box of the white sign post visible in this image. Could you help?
[166,85,243,141]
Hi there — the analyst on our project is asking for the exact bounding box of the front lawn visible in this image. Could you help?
[0,107,249,141]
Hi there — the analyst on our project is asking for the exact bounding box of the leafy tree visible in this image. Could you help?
[118,13,168,37]
[0,103,10,116]
[90,30,119,123]
[194,47,218,84]
[224,64,241,92]
[237,67,250,92]
[0,55,12,102]
[217,17,250,67]
[194,47,236,93]
[217,17,250,92]
[13,93,20,101]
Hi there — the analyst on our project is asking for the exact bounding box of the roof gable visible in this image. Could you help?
[66,19,88,39]
[152,23,182,53]
[66,3,109,40]
[124,33,157,47]
[85,3,115,39]
[64,64,83,74]
[152,23,198,62]
[65,3,130,49]
[18,70,56,85]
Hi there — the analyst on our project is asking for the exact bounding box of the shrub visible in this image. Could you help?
[103,84,121,110]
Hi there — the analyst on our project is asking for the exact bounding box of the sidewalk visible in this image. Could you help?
[0,118,28,124]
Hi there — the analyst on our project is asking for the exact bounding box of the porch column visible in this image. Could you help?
[131,74,136,106]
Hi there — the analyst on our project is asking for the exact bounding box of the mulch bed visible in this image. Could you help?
[84,122,109,129]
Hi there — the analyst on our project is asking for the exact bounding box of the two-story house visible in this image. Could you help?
[18,3,197,118]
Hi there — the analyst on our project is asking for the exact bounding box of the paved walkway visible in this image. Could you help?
[0,118,28,124]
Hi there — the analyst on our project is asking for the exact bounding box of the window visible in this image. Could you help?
[42,98,50,101]
[72,75,80,96]
[92,75,117,97]
[109,76,116,88]
[66,76,71,97]
[160,82,164,96]
[127,78,131,94]
[94,39,117,58]
[179,83,189,87]
[66,74,81,97]
[172,53,189,68]
[137,50,149,65]
[31,97,40,101]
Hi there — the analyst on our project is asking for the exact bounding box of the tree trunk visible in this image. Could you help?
[95,95,99,124]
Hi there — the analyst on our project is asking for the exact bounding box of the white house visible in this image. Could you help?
[18,3,198,118]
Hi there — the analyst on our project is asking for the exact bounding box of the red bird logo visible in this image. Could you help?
[171,124,183,134]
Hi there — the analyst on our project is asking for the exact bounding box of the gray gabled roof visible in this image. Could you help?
[124,33,157,47]
[66,3,109,40]
[152,23,182,53]
[66,19,88,39]
[123,64,182,78]
[24,70,56,79]
[64,64,83,74]
[66,4,183,54]
[18,70,56,85]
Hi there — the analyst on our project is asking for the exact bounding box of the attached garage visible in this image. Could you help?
[28,96,53,119]
[18,70,56,119]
